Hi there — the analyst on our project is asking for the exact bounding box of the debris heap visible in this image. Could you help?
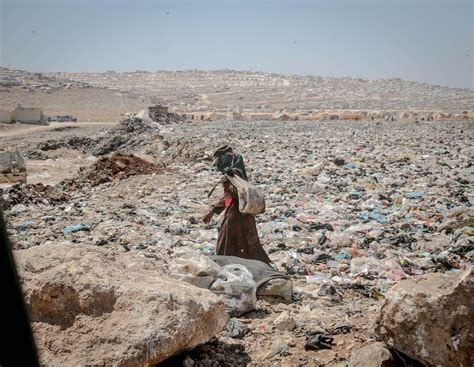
[1,183,70,209]
[62,153,165,188]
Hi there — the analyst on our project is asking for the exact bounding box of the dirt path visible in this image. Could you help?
[0,121,115,138]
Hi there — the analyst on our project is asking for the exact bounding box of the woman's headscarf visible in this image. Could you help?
[212,146,248,181]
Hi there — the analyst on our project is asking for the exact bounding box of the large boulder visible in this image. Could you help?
[375,268,473,366]
[15,244,228,366]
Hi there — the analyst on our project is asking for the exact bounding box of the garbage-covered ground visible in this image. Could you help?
[2,117,473,366]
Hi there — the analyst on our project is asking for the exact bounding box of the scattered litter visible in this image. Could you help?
[304,331,334,351]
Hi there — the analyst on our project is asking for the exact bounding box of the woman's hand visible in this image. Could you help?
[202,211,214,224]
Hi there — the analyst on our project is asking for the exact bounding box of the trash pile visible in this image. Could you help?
[147,110,183,124]
[23,111,211,166]
[67,153,165,187]
[27,110,170,158]
[0,182,70,209]
[88,111,167,156]
[4,118,474,366]
[89,117,206,161]
[37,136,94,153]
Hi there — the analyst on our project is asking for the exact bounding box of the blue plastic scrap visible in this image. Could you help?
[407,191,425,199]
[334,249,352,260]
[360,208,390,224]
[343,162,356,169]
[19,220,36,229]
[63,224,90,233]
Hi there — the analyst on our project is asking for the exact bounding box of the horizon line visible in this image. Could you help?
[1,65,473,91]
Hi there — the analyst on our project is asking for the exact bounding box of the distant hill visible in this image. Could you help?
[49,69,474,112]
[1,67,473,122]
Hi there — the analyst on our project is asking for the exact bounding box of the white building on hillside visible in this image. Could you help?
[14,107,46,123]
[0,110,14,123]
[0,107,47,124]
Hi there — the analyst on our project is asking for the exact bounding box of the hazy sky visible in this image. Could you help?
[1,0,473,88]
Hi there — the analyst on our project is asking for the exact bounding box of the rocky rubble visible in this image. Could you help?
[15,244,228,366]
[3,118,474,365]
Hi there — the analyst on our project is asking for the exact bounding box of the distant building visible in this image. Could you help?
[0,110,15,123]
[14,107,46,123]
[148,104,168,115]
[0,107,47,124]
[207,112,228,121]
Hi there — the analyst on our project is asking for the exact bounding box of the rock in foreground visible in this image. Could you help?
[15,244,228,366]
[349,342,396,367]
[375,268,473,366]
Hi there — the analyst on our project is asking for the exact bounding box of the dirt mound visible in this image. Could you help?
[1,155,163,208]
[1,183,70,209]
[78,154,164,187]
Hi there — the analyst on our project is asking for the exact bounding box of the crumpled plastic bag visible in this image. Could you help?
[168,251,221,289]
[210,264,257,316]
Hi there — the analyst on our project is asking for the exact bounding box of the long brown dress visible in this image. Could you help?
[212,180,271,264]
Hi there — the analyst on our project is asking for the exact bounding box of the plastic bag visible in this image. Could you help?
[226,174,265,215]
[168,251,221,289]
[210,264,257,316]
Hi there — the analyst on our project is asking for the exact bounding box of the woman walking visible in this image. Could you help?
[203,146,271,264]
